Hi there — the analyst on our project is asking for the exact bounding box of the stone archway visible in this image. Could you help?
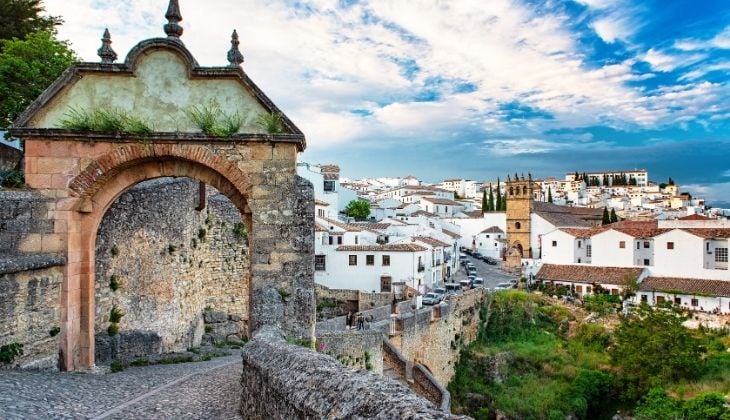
[11,19,316,370]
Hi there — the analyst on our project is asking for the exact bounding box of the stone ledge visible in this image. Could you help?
[241,326,464,419]
[0,253,66,275]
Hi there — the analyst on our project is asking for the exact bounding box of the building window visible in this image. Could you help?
[515,222,521,230]
[611,289,619,295]
[318,209,325,217]
[314,255,326,271]
[667,242,674,250]
[355,236,358,245]
[338,236,343,245]
[643,258,650,266]
[716,248,728,263]
[324,180,335,192]
[657,296,665,304]
[382,255,390,266]
[586,245,592,258]
[328,236,333,245]
[575,285,583,293]
[349,255,357,266]
[691,298,699,307]
[636,242,640,250]
[578,241,582,248]
[674,297,681,305]
[366,255,374,266]
[552,240,557,247]
[380,276,392,292]
[643,241,650,248]
[619,241,626,249]
[586,286,592,293]
[641,294,647,302]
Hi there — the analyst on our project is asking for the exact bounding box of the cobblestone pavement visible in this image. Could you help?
[0,351,242,419]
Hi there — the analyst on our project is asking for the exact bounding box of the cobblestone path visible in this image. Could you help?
[0,352,243,419]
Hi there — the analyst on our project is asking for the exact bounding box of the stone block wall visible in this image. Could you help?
[0,261,64,369]
[0,142,21,171]
[390,289,486,386]
[0,190,56,256]
[241,326,461,419]
[94,178,249,358]
[316,330,383,374]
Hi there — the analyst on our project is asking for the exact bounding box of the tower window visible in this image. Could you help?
[515,222,521,229]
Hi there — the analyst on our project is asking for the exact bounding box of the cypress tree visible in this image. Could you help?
[495,178,502,211]
[548,187,553,203]
[481,189,487,213]
[602,207,611,225]
[610,208,619,223]
[488,187,495,211]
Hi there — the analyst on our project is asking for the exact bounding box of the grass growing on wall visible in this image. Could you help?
[186,102,243,138]
[59,107,153,135]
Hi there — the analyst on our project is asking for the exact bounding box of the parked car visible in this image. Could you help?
[494,282,513,291]
[444,282,462,294]
[484,257,498,265]
[473,277,484,288]
[459,279,473,290]
[433,287,447,300]
[472,252,483,259]
[422,292,442,305]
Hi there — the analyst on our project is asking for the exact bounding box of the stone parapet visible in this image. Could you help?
[241,326,462,419]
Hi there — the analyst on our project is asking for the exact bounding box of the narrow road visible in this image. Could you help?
[0,352,243,419]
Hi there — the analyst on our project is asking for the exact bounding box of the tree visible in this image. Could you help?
[547,186,553,203]
[610,208,618,223]
[488,187,495,212]
[0,30,76,128]
[344,199,370,221]
[495,178,503,211]
[611,303,703,398]
[602,207,610,225]
[668,177,675,186]
[481,189,487,213]
[0,0,61,50]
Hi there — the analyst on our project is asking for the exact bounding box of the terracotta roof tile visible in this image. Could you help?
[352,223,391,231]
[678,214,710,220]
[319,164,340,173]
[640,277,730,298]
[314,199,330,206]
[536,264,644,285]
[414,236,450,247]
[410,210,437,217]
[422,197,462,205]
[532,202,603,227]
[442,230,461,239]
[683,228,730,239]
[336,244,428,252]
[462,210,483,219]
[320,217,361,232]
[480,226,504,234]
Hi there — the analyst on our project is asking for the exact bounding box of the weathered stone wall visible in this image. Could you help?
[241,326,462,419]
[390,289,486,386]
[0,261,64,370]
[0,190,55,256]
[316,330,384,374]
[94,178,249,359]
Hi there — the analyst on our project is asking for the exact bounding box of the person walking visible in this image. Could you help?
[356,313,364,330]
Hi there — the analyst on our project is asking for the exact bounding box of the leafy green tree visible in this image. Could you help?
[344,199,370,221]
[611,304,703,398]
[610,208,618,223]
[547,186,553,203]
[0,0,60,49]
[0,30,75,128]
[633,387,683,420]
[683,392,730,420]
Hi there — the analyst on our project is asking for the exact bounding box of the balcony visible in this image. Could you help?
[417,263,425,272]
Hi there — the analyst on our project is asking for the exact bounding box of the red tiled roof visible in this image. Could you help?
[422,197,462,205]
[414,236,450,247]
[462,210,483,219]
[410,210,437,217]
[336,244,428,252]
[319,164,340,173]
[352,223,391,231]
[442,230,461,239]
[640,277,730,298]
[480,226,504,234]
[319,217,361,232]
[683,228,730,239]
[314,199,330,206]
[536,264,644,285]
[678,214,710,220]
[323,173,339,180]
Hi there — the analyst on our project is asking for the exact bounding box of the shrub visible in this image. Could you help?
[0,342,23,364]
[109,274,120,292]
[574,323,611,350]
[255,111,284,134]
[110,360,124,373]
[49,326,60,337]
[107,323,120,336]
[59,107,152,134]
[198,227,207,241]
[0,169,24,188]
[232,222,248,241]
[109,306,125,324]
[683,392,729,420]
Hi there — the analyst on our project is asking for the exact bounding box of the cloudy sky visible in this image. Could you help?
[45,0,730,205]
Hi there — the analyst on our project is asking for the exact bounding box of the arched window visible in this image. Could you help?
[515,222,521,229]
[523,186,527,195]
[509,187,514,195]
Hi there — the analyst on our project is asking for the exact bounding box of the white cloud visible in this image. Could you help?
[675,25,730,51]
[482,138,558,155]
[591,16,631,43]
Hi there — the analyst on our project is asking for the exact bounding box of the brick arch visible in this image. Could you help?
[64,148,255,371]
[69,143,251,203]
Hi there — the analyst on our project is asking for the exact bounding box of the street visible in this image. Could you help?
[452,254,518,291]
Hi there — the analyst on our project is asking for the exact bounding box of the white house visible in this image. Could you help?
[474,226,506,259]
[297,162,359,214]
[419,197,465,217]
[635,277,730,314]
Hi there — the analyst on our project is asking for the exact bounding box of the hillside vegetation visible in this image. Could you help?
[448,290,730,419]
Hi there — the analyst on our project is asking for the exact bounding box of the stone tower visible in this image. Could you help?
[505,173,537,261]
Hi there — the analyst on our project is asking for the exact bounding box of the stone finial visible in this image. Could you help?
[227,29,244,67]
[97,28,117,63]
[164,0,183,38]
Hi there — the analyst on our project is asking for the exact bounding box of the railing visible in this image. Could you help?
[389,317,403,336]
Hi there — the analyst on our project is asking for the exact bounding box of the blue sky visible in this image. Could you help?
[46,0,730,205]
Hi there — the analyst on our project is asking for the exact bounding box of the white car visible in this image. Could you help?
[472,278,484,288]
[494,282,512,291]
